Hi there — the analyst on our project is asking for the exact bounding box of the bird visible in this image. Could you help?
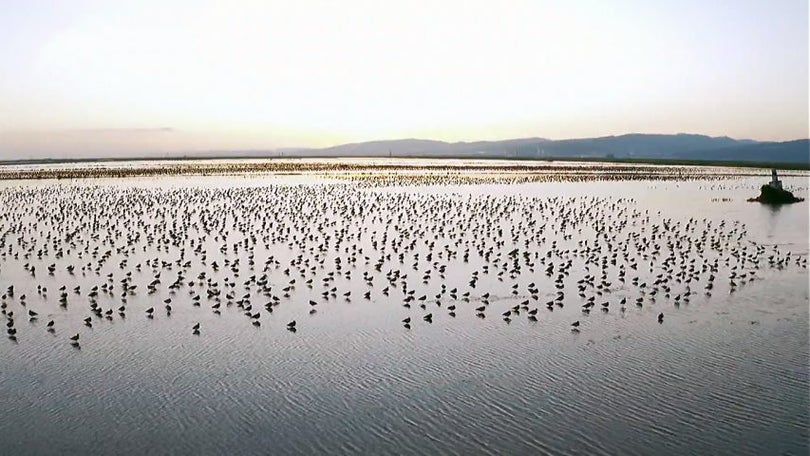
[0,164,794,358]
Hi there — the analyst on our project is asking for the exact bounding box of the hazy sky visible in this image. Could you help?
[0,0,807,158]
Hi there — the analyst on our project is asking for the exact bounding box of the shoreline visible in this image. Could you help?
[0,157,807,182]
[0,155,808,170]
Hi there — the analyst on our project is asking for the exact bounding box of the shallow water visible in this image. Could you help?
[0,166,807,455]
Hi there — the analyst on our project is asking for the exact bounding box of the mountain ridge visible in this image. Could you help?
[275,134,807,164]
[4,134,807,165]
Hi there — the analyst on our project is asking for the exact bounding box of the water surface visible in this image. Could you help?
[0,165,807,455]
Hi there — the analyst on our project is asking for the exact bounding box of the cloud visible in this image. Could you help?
[66,127,176,134]
[0,128,181,159]
[2,127,176,135]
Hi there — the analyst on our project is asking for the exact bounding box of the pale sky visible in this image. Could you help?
[0,0,807,158]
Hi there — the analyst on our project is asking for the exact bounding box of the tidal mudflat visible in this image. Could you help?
[0,161,807,455]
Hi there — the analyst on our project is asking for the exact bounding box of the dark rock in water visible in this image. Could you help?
[748,184,804,204]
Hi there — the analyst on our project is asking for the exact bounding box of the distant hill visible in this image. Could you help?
[535,134,756,160]
[673,139,809,164]
[277,133,808,164]
[5,133,808,166]
[312,137,551,157]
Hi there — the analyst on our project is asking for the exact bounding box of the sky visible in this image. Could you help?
[0,0,807,158]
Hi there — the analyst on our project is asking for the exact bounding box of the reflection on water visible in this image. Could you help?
[0,165,807,456]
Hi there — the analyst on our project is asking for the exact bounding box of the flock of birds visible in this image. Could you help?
[0,178,806,349]
[0,160,736,182]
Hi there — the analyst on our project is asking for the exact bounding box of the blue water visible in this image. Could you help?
[0,169,807,455]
